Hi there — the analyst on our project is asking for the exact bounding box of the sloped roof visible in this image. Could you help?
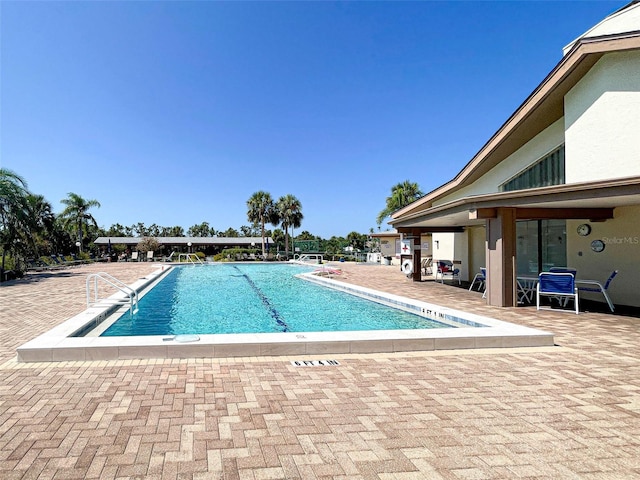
[391,2,640,225]
[563,1,640,55]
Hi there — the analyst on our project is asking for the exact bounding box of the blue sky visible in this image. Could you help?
[1,1,622,238]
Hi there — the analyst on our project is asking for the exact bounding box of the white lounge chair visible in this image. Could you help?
[469,267,486,292]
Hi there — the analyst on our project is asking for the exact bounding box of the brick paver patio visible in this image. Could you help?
[0,262,639,479]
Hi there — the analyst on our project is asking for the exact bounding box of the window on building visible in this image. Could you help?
[500,146,565,192]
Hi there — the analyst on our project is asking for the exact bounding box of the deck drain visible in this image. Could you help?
[291,360,340,367]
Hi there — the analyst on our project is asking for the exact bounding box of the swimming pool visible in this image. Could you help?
[16,264,554,362]
[100,264,458,336]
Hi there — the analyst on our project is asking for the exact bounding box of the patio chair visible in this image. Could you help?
[131,252,139,262]
[71,253,87,265]
[25,259,50,272]
[550,267,577,277]
[49,255,69,269]
[147,251,154,262]
[469,267,486,293]
[60,254,83,266]
[421,257,433,276]
[577,270,618,312]
[435,260,461,285]
[536,272,579,314]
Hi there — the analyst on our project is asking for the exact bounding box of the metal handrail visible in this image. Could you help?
[295,253,323,264]
[86,272,139,314]
[177,253,204,265]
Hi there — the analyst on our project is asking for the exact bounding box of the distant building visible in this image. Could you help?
[94,236,274,255]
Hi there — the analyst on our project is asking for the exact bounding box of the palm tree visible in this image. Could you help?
[0,168,29,278]
[276,194,303,258]
[24,194,55,256]
[0,168,28,228]
[59,193,101,252]
[376,180,424,226]
[247,191,278,257]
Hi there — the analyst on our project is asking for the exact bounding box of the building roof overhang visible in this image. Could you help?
[370,231,400,238]
[93,237,273,246]
[393,176,640,232]
[391,32,640,223]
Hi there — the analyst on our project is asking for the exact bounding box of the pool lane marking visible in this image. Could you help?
[232,266,290,332]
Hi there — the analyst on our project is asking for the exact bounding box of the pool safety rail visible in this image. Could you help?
[86,272,139,315]
[177,253,204,264]
[293,253,324,264]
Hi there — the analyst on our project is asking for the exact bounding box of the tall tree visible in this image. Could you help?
[161,226,185,237]
[131,222,147,237]
[221,227,239,238]
[347,231,367,252]
[246,191,278,257]
[271,228,285,251]
[24,194,55,256]
[59,192,101,252]
[296,230,315,241]
[106,223,127,237]
[0,168,29,277]
[147,224,161,237]
[376,180,424,226]
[188,222,214,237]
[324,236,347,255]
[239,225,257,237]
[276,194,303,258]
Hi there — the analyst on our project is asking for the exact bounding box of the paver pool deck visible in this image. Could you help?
[0,262,639,479]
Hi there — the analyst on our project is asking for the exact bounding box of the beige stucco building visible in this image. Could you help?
[391,1,640,309]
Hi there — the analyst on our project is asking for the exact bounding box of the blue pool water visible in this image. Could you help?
[101,264,456,336]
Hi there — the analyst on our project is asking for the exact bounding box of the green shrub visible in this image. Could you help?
[216,248,262,262]
[0,254,16,271]
[40,256,56,266]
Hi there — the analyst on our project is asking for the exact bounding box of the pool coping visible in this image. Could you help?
[16,265,554,362]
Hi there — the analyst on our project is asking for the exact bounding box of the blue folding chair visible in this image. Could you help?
[537,272,579,314]
[550,267,577,277]
[577,270,618,312]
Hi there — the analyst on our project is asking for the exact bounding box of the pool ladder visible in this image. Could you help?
[86,272,139,314]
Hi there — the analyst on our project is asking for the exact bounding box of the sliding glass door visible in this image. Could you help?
[516,220,566,275]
